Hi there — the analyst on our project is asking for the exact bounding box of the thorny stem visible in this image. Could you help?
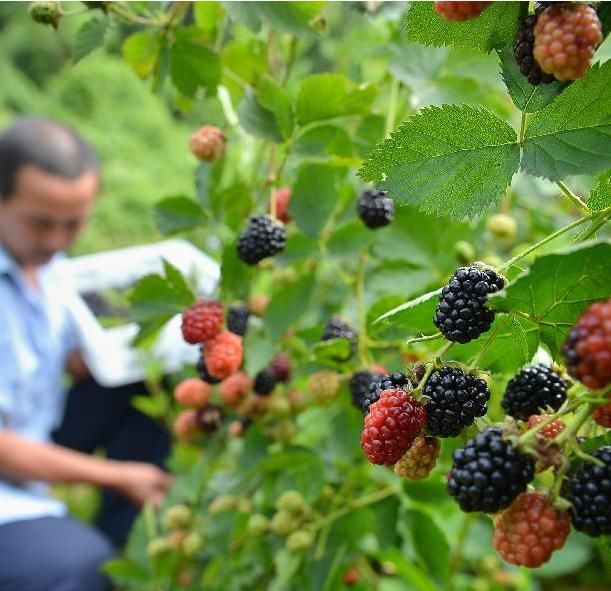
[556,181,589,213]
[556,402,596,445]
[406,332,443,345]
[574,210,611,242]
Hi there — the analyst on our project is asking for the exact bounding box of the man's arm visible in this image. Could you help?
[0,430,172,507]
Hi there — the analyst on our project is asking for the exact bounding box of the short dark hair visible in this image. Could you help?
[0,116,99,200]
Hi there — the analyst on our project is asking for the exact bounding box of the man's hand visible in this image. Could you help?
[110,462,173,508]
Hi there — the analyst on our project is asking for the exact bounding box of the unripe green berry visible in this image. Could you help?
[271,510,297,536]
[237,497,252,513]
[246,513,269,536]
[268,396,291,415]
[453,240,476,265]
[182,531,204,557]
[163,504,192,530]
[147,536,172,558]
[208,494,238,515]
[487,213,517,240]
[275,490,307,514]
[286,530,314,552]
[28,2,62,27]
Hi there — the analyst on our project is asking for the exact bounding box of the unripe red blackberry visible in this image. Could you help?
[593,402,611,428]
[534,2,603,81]
[181,300,223,344]
[195,403,224,433]
[270,353,292,383]
[269,187,292,224]
[237,215,287,265]
[360,389,427,465]
[562,299,611,390]
[434,1,491,21]
[493,491,571,567]
[189,125,226,162]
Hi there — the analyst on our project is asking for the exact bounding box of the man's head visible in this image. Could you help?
[0,117,100,268]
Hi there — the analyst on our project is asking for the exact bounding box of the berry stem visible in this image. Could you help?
[519,400,575,445]
[406,332,443,345]
[573,209,611,242]
[556,181,589,213]
[555,402,595,445]
[434,340,454,358]
[385,78,400,136]
[468,314,507,369]
[497,209,608,273]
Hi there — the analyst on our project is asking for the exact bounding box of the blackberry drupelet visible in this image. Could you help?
[514,12,557,85]
[227,303,250,336]
[447,427,535,513]
[502,364,567,420]
[357,189,395,229]
[433,266,505,344]
[424,366,490,437]
[237,215,287,265]
[567,445,611,537]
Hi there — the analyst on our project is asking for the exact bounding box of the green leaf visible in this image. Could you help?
[122,31,162,79]
[243,327,276,375]
[311,339,351,365]
[264,274,316,339]
[291,163,343,238]
[102,558,149,585]
[404,1,522,54]
[327,220,375,259]
[522,61,611,180]
[492,240,611,357]
[256,1,324,35]
[73,16,107,64]
[450,314,539,374]
[588,169,611,212]
[258,77,293,139]
[223,1,262,32]
[359,105,520,220]
[377,548,437,591]
[293,125,354,158]
[221,240,252,300]
[131,394,168,418]
[296,73,376,125]
[404,509,450,584]
[498,46,564,113]
[237,88,283,142]
[128,260,195,323]
[536,532,592,578]
[193,2,222,35]
[374,288,440,339]
[170,27,220,97]
[153,196,206,235]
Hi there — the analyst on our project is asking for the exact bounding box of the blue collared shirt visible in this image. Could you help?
[0,244,80,525]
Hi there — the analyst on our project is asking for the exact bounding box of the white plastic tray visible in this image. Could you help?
[65,239,220,387]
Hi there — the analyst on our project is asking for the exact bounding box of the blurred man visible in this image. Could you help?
[0,117,172,591]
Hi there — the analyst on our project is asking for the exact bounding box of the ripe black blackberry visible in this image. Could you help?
[357,189,395,229]
[424,367,490,437]
[361,372,411,413]
[321,317,357,362]
[196,350,221,384]
[502,364,567,420]
[237,215,287,265]
[448,427,535,513]
[567,446,611,537]
[349,370,376,411]
[227,303,250,336]
[254,367,278,396]
[514,10,557,85]
[434,266,505,344]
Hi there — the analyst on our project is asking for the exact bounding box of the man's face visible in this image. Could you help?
[0,165,98,267]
